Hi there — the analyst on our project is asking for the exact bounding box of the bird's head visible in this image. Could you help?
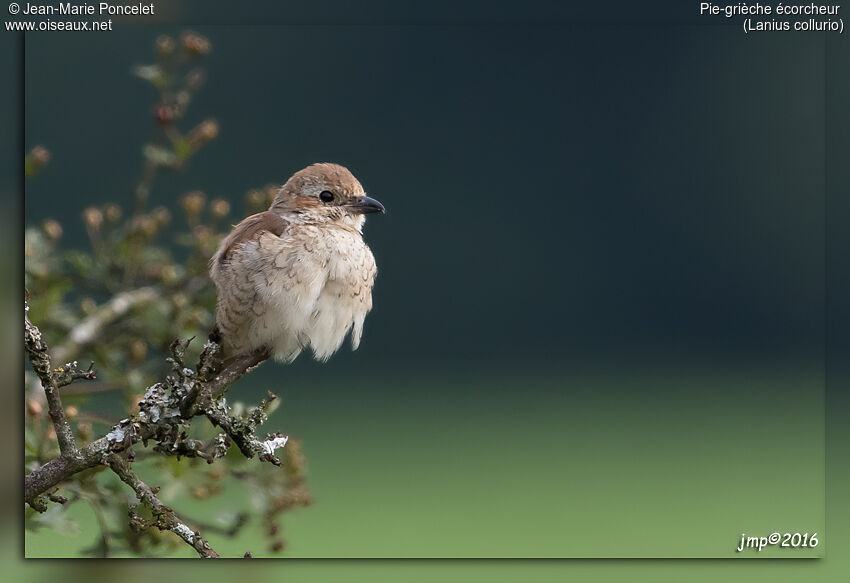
[270,163,385,230]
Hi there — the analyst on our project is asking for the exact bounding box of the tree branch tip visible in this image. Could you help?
[49,492,68,504]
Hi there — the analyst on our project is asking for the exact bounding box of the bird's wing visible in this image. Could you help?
[345,242,377,350]
[209,211,293,353]
[210,212,329,357]
[211,211,291,268]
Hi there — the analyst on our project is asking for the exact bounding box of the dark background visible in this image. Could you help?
[13,0,848,571]
[25,26,825,374]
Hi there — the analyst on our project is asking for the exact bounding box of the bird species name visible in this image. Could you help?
[698,2,840,17]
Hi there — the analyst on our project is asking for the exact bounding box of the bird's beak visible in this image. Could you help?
[348,195,386,215]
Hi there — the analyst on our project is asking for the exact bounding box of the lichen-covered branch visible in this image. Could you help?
[25,301,80,456]
[107,453,220,558]
[24,307,289,558]
[25,436,108,506]
[204,405,288,465]
[54,360,97,387]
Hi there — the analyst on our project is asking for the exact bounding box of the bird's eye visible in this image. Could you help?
[319,191,334,203]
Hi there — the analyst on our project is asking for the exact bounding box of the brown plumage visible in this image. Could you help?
[210,163,384,362]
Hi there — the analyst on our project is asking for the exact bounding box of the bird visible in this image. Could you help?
[209,163,384,363]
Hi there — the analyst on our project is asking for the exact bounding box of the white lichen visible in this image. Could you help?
[201,340,221,357]
[261,435,288,455]
[106,427,125,442]
[148,406,161,423]
[171,522,195,541]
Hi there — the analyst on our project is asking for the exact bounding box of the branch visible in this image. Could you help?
[178,344,284,463]
[54,361,97,387]
[24,300,290,559]
[24,302,78,456]
[25,332,279,505]
[157,433,231,463]
[51,286,159,363]
[107,453,219,558]
[25,435,110,504]
[204,408,288,466]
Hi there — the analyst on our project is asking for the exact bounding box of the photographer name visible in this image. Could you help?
[21,2,154,16]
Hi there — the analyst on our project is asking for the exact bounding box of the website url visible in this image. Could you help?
[5,19,113,31]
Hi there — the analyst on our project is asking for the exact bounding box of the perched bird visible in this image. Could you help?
[210,163,384,362]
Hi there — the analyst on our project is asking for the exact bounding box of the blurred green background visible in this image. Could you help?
[20,13,834,567]
[26,366,824,558]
